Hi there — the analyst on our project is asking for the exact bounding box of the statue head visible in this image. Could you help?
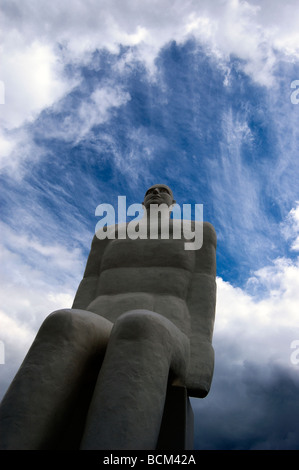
[142,184,176,210]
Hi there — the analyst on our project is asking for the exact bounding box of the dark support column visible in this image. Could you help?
[156,386,194,450]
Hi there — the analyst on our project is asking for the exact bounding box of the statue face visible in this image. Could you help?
[143,184,175,210]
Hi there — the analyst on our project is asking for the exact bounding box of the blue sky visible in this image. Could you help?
[1,0,299,450]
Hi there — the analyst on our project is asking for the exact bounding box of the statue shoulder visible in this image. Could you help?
[202,221,217,247]
[191,221,217,275]
[94,222,128,240]
[173,219,216,246]
[84,223,128,276]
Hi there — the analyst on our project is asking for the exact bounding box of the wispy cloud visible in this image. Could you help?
[1,0,299,178]
[2,0,299,119]
[38,84,131,144]
[280,202,299,252]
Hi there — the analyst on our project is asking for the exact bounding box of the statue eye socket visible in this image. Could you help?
[145,187,170,196]
[145,189,154,196]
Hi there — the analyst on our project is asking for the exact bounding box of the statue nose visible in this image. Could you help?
[153,188,160,194]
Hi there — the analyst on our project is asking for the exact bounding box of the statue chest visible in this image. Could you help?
[97,238,195,299]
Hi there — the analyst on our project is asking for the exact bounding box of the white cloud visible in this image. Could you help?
[208,106,270,266]
[0,221,85,285]
[0,308,36,396]
[47,84,131,143]
[0,132,15,163]
[1,0,299,176]
[281,202,299,252]
[1,35,77,130]
[292,239,299,252]
[0,31,78,174]
[2,0,299,113]
[215,250,299,373]
[0,221,85,397]
[202,247,299,449]
[0,77,130,174]
[0,128,46,176]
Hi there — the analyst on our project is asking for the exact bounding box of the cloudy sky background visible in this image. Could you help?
[1,0,299,449]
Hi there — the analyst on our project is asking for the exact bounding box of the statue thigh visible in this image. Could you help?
[0,308,113,450]
[80,308,190,450]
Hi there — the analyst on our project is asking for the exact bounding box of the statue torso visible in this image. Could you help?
[86,236,195,335]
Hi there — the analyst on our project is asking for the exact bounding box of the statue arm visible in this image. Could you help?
[72,235,110,309]
[192,221,217,342]
[193,221,217,276]
[186,221,217,397]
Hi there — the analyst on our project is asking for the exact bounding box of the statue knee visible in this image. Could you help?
[38,309,75,340]
[38,309,112,352]
[112,309,173,345]
[39,309,97,342]
[111,310,190,382]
